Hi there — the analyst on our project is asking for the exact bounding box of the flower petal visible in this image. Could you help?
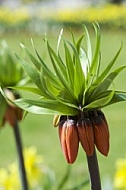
[92,115,109,156]
[77,118,94,156]
[58,118,79,164]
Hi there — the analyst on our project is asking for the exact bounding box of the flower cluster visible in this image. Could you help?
[0,147,44,190]
[58,110,109,163]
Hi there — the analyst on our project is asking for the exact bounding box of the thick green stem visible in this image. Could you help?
[13,122,29,190]
[86,148,102,190]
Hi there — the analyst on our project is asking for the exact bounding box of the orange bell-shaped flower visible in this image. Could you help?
[77,117,94,156]
[58,117,79,164]
[92,111,109,156]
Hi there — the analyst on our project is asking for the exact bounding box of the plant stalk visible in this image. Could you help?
[86,148,102,190]
[13,122,29,190]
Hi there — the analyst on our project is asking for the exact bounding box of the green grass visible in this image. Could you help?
[0,29,126,189]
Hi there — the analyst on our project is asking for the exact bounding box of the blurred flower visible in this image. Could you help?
[24,146,44,187]
[0,147,43,190]
[0,40,29,127]
[114,156,126,189]
[0,165,20,190]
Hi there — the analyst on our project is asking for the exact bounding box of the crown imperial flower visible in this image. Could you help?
[92,111,109,156]
[13,23,126,164]
[58,110,109,163]
[77,116,94,156]
[59,116,79,164]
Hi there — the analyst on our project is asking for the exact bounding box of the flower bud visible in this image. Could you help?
[77,118,94,156]
[92,116,109,156]
[58,117,79,164]
[4,106,23,127]
[5,106,17,127]
[53,115,60,127]
[97,110,109,127]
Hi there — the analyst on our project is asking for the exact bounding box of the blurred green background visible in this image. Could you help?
[0,0,126,189]
[0,29,126,189]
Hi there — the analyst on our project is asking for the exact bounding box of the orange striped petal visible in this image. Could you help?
[5,107,17,127]
[58,119,79,164]
[93,116,109,156]
[77,118,94,156]
[97,110,109,129]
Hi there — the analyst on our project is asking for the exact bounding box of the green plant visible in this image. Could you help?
[0,40,29,190]
[12,23,126,190]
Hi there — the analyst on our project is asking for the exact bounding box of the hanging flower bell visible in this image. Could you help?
[57,110,109,164]
[2,89,23,127]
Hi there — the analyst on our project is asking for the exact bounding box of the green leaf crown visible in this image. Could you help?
[14,23,126,115]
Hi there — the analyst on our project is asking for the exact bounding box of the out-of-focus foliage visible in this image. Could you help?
[0,40,28,127]
[0,40,25,87]
[22,0,49,2]
[43,3,126,29]
[0,4,126,33]
[0,7,30,32]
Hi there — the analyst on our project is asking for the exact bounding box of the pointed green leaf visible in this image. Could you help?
[31,40,61,89]
[41,66,61,90]
[47,42,77,104]
[10,86,43,96]
[20,43,41,70]
[66,40,85,100]
[14,98,79,115]
[79,47,88,78]
[108,91,126,105]
[40,69,58,99]
[47,41,67,78]
[83,25,92,65]
[16,77,30,86]
[88,22,101,82]
[91,44,122,87]
[76,34,85,53]
[64,41,74,88]
[83,90,114,110]
[88,65,126,101]
[15,54,43,91]
[70,28,76,46]
[57,28,63,53]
